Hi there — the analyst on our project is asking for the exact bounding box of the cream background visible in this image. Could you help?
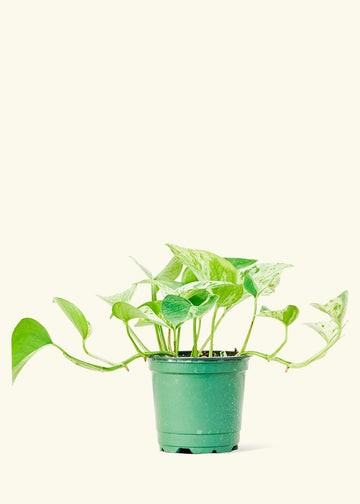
[1,1,359,503]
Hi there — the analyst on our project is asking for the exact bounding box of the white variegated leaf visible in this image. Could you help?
[97,284,137,306]
[240,263,293,296]
[311,291,348,326]
[166,244,237,283]
[258,304,299,326]
[305,320,340,343]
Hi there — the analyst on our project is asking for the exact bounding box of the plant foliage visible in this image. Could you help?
[11,244,348,381]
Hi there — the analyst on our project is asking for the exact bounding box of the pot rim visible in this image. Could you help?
[149,351,251,363]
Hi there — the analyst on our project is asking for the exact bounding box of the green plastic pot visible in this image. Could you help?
[148,353,250,454]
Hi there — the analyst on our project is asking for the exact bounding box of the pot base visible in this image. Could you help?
[157,432,239,454]
[160,444,238,454]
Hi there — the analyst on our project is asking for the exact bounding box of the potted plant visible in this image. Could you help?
[11,244,348,454]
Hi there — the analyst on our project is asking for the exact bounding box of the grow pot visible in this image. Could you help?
[148,352,250,454]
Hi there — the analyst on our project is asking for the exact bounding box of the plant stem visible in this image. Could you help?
[198,308,226,354]
[125,324,146,356]
[173,328,181,356]
[241,350,291,367]
[209,306,219,357]
[82,340,117,366]
[167,328,172,353]
[127,325,150,353]
[241,333,342,370]
[268,325,288,360]
[192,318,198,357]
[53,344,173,372]
[239,297,258,354]
[151,284,167,351]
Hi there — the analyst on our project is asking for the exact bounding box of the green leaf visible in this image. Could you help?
[12,318,53,383]
[212,283,244,308]
[258,304,300,326]
[130,256,153,279]
[311,291,348,326]
[191,294,219,318]
[136,301,170,327]
[112,302,150,323]
[304,320,340,343]
[181,267,198,284]
[242,263,293,297]
[154,276,243,310]
[244,274,258,297]
[160,293,219,327]
[139,278,184,296]
[224,257,257,270]
[53,297,90,340]
[188,290,209,306]
[174,280,234,299]
[97,284,136,306]
[147,278,234,300]
[161,295,192,327]
[138,301,162,317]
[181,258,256,283]
[166,243,237,283]
[155,257,183,282]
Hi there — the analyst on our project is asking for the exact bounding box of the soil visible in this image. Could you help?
[179,349,239,357]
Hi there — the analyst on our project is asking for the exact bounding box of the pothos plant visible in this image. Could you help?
[11,244,348,382]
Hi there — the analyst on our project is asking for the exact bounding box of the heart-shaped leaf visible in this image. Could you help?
[212,283,244,308]
[304,320,340,343]
[97,284,137,306]
[135,301,170,327]
[53,297,91,340]
[241,263,293,297]
[12,318,53,383]
[244,274,258,297]
[161,293,219,327]
[112,302,150,323]
[258,305,300,326]
[161,295,192,327]
[166,244,237,283]
[311,291,348,327]
[182,258,256,283]
[155,257,183,282]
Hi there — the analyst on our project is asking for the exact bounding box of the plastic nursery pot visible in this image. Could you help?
[148,352,250,454]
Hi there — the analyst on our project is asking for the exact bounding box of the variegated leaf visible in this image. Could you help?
[311,291,348,326]
[136,301,170,327]
[241,263,293,297]
[212,283,244,308]
[166,244,237,283]
[97,284,137,306]
[304,320,340,343]
[112,302,150,323]
[258,304,299,326]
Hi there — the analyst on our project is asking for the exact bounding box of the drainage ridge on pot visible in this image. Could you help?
[149,352,250,454]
